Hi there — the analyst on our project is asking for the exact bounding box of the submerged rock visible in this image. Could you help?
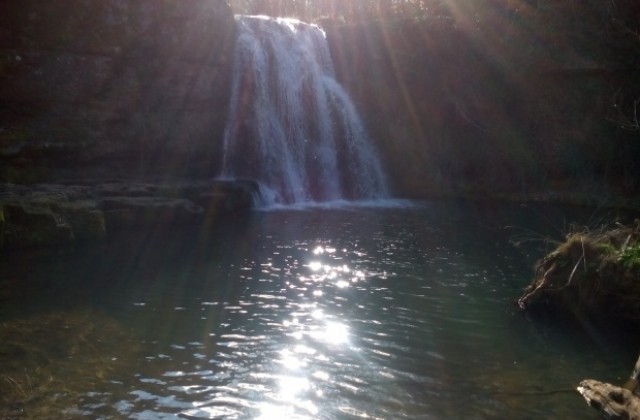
[0,180,258,251]
[0,310,139,418]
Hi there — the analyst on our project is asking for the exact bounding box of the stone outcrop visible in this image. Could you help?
[0,180,259,251]
[323,17,639,201]
[0,0,236,182]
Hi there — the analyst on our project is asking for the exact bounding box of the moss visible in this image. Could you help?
[618,245,640,269]
[597,242,618,256]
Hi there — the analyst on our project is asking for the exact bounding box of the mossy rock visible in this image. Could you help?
[0,180,256,252]
[1,198,106,250]
[61,201,106,241]
[2,202,74,248]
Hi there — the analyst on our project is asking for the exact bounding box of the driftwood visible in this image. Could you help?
[577,355,640,419]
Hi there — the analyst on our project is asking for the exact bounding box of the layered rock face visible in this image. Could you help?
[324,18,639,201]
[0,180,258,250]
[0,0,236,181]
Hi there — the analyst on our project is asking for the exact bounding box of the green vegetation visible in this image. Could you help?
[619,244,640,269]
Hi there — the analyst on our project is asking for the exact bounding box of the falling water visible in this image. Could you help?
[221,15,388,204]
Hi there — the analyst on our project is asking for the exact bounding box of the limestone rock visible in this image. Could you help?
[102,196,204,229]
[0,180,258,251]
[2,201,74,248]
[0,0,236,182]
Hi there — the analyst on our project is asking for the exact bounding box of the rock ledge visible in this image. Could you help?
[0,179,259,251]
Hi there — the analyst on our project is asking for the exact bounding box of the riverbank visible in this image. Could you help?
[517,220,640,323]
[509,205,640,418]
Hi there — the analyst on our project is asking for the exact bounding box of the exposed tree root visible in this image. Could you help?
[517,221,640,324]
[518,224,640,418]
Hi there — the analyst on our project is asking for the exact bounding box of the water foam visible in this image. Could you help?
[221,15,389,205]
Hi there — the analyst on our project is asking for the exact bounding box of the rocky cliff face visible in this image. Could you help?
[0,0,236,182]
[324,18,640,202]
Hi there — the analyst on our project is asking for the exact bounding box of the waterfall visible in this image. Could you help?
[221,15,388,204]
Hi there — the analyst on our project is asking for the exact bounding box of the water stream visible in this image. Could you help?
[1,201,636,419]
[221,16,388,204]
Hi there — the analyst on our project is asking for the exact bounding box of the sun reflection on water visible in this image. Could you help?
[250,241,358,418]
[306,320,349,346]
[307,261,323,272]
[6,206,610,419]
[115,235,376,419]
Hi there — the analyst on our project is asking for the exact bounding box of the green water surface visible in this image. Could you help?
[1,201,637,419]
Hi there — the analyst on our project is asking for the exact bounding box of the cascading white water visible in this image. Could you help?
[221,15,389,204]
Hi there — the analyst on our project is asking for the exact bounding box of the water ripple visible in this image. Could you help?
[4,205,619,419]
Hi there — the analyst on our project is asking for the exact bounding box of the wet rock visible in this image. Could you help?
[64,201,107,241]
[194,179,260,216]
[102,196,204,229]
[2,201,74,248]
[0,180,258,251]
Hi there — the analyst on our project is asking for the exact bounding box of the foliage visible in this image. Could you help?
[619,245,640,269]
